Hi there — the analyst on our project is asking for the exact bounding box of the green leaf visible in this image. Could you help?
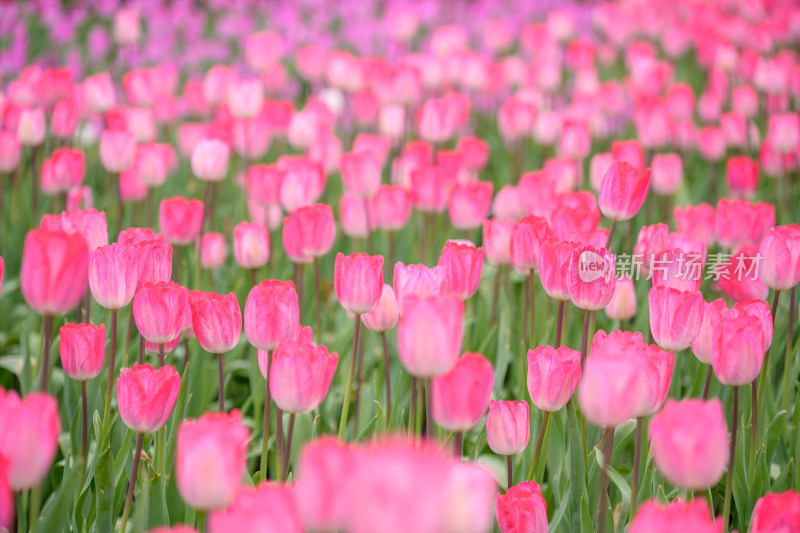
[92,429,114,533]
[33,470,78,533]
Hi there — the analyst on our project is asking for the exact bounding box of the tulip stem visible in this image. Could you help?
[81,381,89,468]
[102,309,118,434]
[425,379,433,438]
[490,265,503,324]
[507,455,513,489]
[314,258,321,343]
[118,433,144,533]
[596,427,615,533]
[783,287,796,413]
[555,301,565,348]
[85,292,92,323]
[723,387,739,532]
[276,407,284,482]
[529,272,536,347]
[703,366,714,400]
[749,381,758,483]
[124,311,135,361]
[408,376,417,437]
[260,351,272,480]
[453,431,463,458]
[39,315,54,392]
[381,331,392,429]
[282,413,295,479]
[579,309,590,367]
[527,411,550,481]
[354,323,366,432]
[605,219,616,249]
[182,337,190,373]
[338,316,361,440]
[218,353,225,413]
[29,485,41,531]
[158,343,165,367]
[630,417,644,520]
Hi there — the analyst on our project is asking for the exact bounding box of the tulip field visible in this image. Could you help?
[3,0,800,531]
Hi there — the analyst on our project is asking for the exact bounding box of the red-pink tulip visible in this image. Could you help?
[60,208,109,252]
[510,215,550,273]
[630,499,724,533]
[726,156,759,199]
[539,240,579,301]
[393,262,444,314]
[190,292,242,354]
[611,139,645,169]
[176,410,250,511]
[438,240,484,300]
[495,481,548,533]
[283,204,336,258]
[448,180,493,231]
[432,353,494,432]
[133,281,190,345]
[0,131,21,173]
[40,148,85,194]
[717,245,769,302]
[208,483,302,533]
[51,99,80,140]
[715,198,775,250]
[159,197,204,246]
[579,346,645,427]
[599,160,651,221]
[648,287,704,351]
[371,185,412,232]
[486,400,530,455]
[21,229,89,316]
[567,245,616,310]
[759,225,800,290]
[457,136,489,171]
[361,284,399,332]
[233,222,270,270]
[99,129,136,173]
[712,314,765,386]
[650,153,683,196]
[244,280,299,351]
[200,233,227,270]
[294,437,352,531]
[117,363,180,433]
[339,151,381,199]
[0,389,60,490]
[397,295,464,378]
[270,337,338,414]
[88,243,139,310]
[751,491,800,533]
[483,218,515,266]
[526,345,581,412]
[649,248,703,293]
[334,253,384,315]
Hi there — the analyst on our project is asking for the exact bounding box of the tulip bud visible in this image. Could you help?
[175,411,249,513]
[432,353,494,432]
[334,253,384,315]
[361,284,399,332]
[190,292,242,354]
[495,481,548,533]
[758,225,800,290]
[227,79,264,119]
[510,215,550,273]
[59,322,106,382]
[526,345,581,412]
[751,491,800,533]
[133,281,190,345]
[711,314,765,386]
[339,151,381,198]
[397,295,464,378]
[579,348,645,428]
[244,280,299,352]
[17,108,46,147]
[438,241,484,300]
[117,363,180,433]
[283,204,336,259]
[191,139,230,182]
[483,218,515,266]
[270,337,338,414]
[448,181,493,231]
[567,245,616,310]
[0,389,60,490]
[89,243,139,310]
[650,153,683,196]
[648,287,705,351]
[159,197,204,246]
[393,262,444,314]
[99,129,136,173]
[539,240,579,302]
[599,161,651,221]
[21,229,89,316]
[200,233,227,270]
[0,131,22,173]
[604,276,637,321]
[486,400,530,456]
[630,499,723,533]
[371,185,412,232]
[233,222,270,270]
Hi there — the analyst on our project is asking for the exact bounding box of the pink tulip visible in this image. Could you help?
[233,222,270,270]
[270,337,338,413]
[244,280,299,351]
[539,240,579,302]
[417,97,458,143]
[83,72,117,113]
[648,287,705,351]
[579,347,645,428]
[361,284,399,332]
[438,240,484,300]
[176,410,250,511]
[0,131,22,173]
[339,193,371,239]
[88,243,139,310]
[526,345,581,412]
[649,248,703,293]
[227,79,264,120]
[340,151,381,198]
[21,229,89,316]
[457,136,489,170]
[567,245,616,311]
[715,198,775,250]
[17,107,46,147]
[294,437,352,531]
[60,208,109,251]
[159,197,204,246]
[247,164,283,207]
[767,113,800,153]
[371,185,412,232]
[759,225,800,290]
[726,156,759,199]
[191,139,230,182]
[604,276,637,321]
[486,400,530,455]
[648,398,728,490]
[495,481,548,533]
[59,322,105,381]
[717,245,769,302]
[393,262,444,314]
[50,99,80,139]
[208,483,302,533]
[200,233,227,270]
[630,499,724,533]
[611,139,645,169]
[113,8,140,45]
[283,204,336,258]
[117,363,180,433]
[650,153,683,196]
[510,215,550,273]
[599,161,651,221]
[448,181,493,231]
[133,239,173,289]
[397,295,464,378]
[712,314,765,386]
[190,292,242,354]
[751,491,800,533]
[40,148,85,194]
[432,353,494,432]
[99,129,136,174]
[334,253,384,315]
[133,281,190,345]
[278,157,326,212]
[483,218,515,266]
[0,389,60,490]
[410,166,454,214]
